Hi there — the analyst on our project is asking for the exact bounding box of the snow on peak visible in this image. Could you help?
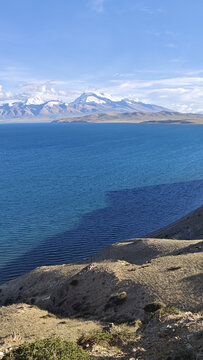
[85,91,122,102]
[125,97,140,104]
[100,93,122,102]
[45,100,61,107]
[25,96,44,105]
[86,96,106,104]
[73,91,122,105]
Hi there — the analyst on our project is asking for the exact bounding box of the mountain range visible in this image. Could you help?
[0,92,168,121]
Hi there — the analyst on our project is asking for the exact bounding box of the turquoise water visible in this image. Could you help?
[0,123,203,284]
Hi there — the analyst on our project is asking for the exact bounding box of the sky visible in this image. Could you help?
[0,0,203,112]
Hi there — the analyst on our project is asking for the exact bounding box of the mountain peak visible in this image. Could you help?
[71,92,123,106]
[44,100,62,107]
[0,92,170,121]
[25,96,44,105]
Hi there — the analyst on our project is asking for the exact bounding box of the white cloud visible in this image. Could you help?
[0,78,88,105]
[171,58,187,63]
[134,4,164,15]
[145,30,160,37]
[99,76,203,113]
[166,43,177,48]
[88,0,105,12]
[1,66,203,113]
[17,82,81,103]
[0,66,32,82]
[166,31,179,36]
[0,85,14,103]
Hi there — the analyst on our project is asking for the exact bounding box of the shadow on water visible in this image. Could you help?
[0,178,203,284]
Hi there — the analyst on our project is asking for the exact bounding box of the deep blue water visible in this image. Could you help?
[0,123,203,284]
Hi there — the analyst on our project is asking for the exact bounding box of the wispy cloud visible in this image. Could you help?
[0,77,88,105]
[0,66,32,82]
[165,30,180,37]
[171,58,187,63]
[88,0,105,12]
[145,30,160,37]
[134,4,163,15]
[102,76,203,113]
[1,65,203,113]
[166,43,177,48]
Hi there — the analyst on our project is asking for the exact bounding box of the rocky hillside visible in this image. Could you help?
[0,303,202,359]
[0,237,202,319]
[0,206,202,359]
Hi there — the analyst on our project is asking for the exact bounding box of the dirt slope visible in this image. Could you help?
[0,238,202,322]
[147,205,203,240]
[0,208,202,359]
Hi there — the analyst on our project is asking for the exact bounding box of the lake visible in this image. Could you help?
[0,123,203,284]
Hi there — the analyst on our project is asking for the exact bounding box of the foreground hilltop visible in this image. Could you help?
[0,206,202,359]
[1,237,202,316]
[0,237,202,319]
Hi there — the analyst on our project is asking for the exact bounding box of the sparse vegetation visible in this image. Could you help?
[144,302,180,315]
[78,326,138,350]
[2,337,92,360]
[160,305,180,316]
[78,329,113,349]
[0,227,202,359]
[105,291,127,310]
[129,319,142,328]
[144,301,165,313]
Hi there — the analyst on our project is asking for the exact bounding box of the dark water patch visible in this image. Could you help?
[0,178,203,284]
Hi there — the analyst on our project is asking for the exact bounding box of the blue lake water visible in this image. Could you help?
[0,123,203,284]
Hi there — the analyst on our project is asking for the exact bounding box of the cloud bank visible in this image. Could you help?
[1,72,203,113]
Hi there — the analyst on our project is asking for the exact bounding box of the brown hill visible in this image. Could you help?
[0,238,202,321]
[0,206,202,359]
[56,111,203,124]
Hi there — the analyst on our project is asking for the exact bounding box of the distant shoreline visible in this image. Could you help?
[1,120,203,125]
[56,119,203,125]
[55,111,203,125]
[1,110,203,124]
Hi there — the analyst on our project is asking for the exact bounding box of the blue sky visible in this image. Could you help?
[1,0,203,112]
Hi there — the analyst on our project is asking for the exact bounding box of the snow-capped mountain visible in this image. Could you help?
[0,99,67,120]
[0,92,168,121]
[66,92,167,115]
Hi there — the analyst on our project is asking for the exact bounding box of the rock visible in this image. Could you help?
[103,322,115,332]
[159,324,178,337]
[197,353,203,360]
[187,330,203,348]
